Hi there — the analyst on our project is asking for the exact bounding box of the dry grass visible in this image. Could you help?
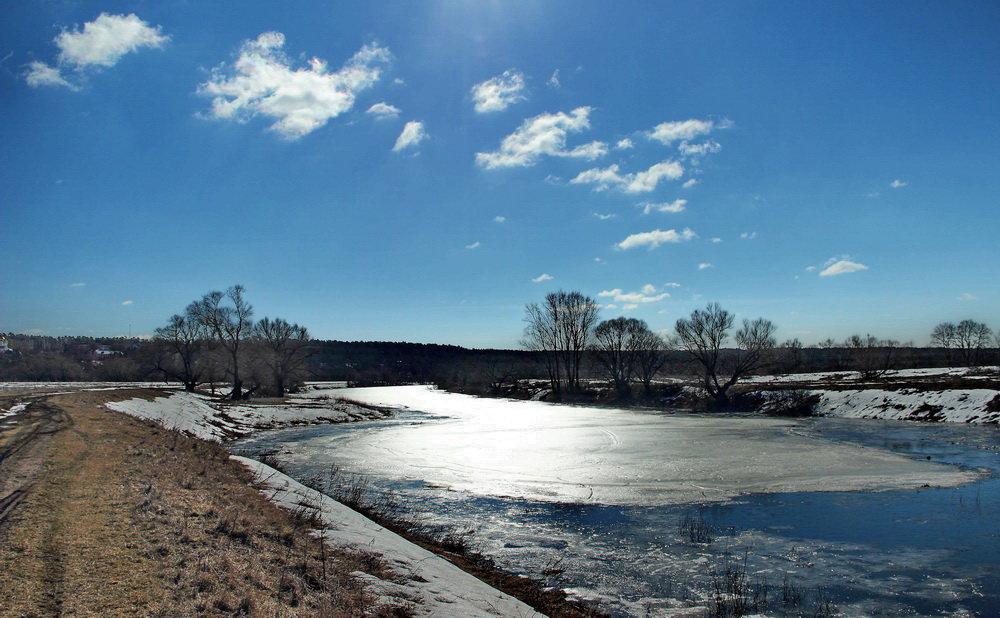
[0,390,411,617]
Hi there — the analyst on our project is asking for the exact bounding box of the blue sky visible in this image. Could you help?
[2,1,998,347]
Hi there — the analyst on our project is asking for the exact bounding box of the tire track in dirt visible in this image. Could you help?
[0,399,66,527]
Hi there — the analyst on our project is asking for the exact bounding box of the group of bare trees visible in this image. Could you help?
[930,320,995,366]
[523,292,777,405]
[151,286,311,399]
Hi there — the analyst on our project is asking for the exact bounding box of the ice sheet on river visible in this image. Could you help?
[318,385,978,506]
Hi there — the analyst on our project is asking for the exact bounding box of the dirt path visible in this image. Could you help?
[0,390,397,617]
[0,399,66,526]
[0,392,168,615]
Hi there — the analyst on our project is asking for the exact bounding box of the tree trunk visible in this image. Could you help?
[229,379,243,401]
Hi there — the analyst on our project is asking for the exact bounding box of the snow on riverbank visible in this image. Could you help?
[745,366,998,385]
[106,390,390,441]
[0,381,177,394]
[746,367,1000,424]
[812,388,1000,424]
[233,456,543,618]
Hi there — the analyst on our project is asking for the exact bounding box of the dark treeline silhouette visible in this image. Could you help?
[1,293,996,401]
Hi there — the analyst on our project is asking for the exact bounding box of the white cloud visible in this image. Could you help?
[617,228,696,250]
[956,292,977,301]
[615,138,634,150]
[57,13,167,68]
[199,34,390,139]
[532,273,554,282]
[471,70,527,113]
[710,237,722,243]
[890,179,908,188]
[70,282,86,287]
[678,140,721,158]
[698,263,714,270]
[628,162,686,193]
[819,259,868,277]
[682,178,699,189]
[594,257,603,262]
[465,241,481,249]
[648,119,715,144]
[740,231,757,240]
[547,69,560,88]
[866,192,881,198]
[662,282,682,288]
[393,121,427,151]
[640,199,686,214]
[476,107,607,169]
[622,304,639,311]
[493,216,506,223]
[571,160,684,193]
[366,102,400,118]
[25,13,168,88]
[594,212,616,220]
[121,300,134,306]
[25,61,76,89]
[599,285,670,305]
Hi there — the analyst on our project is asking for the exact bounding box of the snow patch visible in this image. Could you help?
[232,456,543,617]
[813,388,1000,424]
[106,390,390,441]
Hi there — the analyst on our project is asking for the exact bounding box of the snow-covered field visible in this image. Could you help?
[0,381,177,394]
[234,457,541,617]
[106,390,390,441]
[745,366,998,385]
[812,388,1000,423]
[307,385,978,506]
[745,367,1000,423]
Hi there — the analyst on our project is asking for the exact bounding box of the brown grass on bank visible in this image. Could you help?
[0,390,412,617]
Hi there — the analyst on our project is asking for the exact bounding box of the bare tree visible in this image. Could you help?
[476,356,521,397]
[954,320,992,366]
[930,320,992,366]
[522,291,600,395]
[190,285,254,400]
[779,338,804,373]
[633,329,669,395]
[673,303,776,407]
[844,334,898,379]
[152,307,207,391]
[522,301,562,394]
[592,317,646,397]
[930,322,957,348]
[253,317,312,396]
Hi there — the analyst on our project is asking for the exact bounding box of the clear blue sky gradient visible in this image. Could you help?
[2,1,998,347]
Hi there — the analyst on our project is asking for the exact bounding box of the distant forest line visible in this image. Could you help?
[2,331,996,385]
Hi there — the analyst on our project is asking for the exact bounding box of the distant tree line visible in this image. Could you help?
[521,291,777,407]
[0,299,996,396]
[512,290,998,406]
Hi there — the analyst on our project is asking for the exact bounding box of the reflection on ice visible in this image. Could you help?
[317,385,976,505]
[233,387,1000,616]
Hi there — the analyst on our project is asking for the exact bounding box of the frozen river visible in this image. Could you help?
[233,386,1000,616]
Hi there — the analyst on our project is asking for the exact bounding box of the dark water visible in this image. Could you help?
[232,415,999,616]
